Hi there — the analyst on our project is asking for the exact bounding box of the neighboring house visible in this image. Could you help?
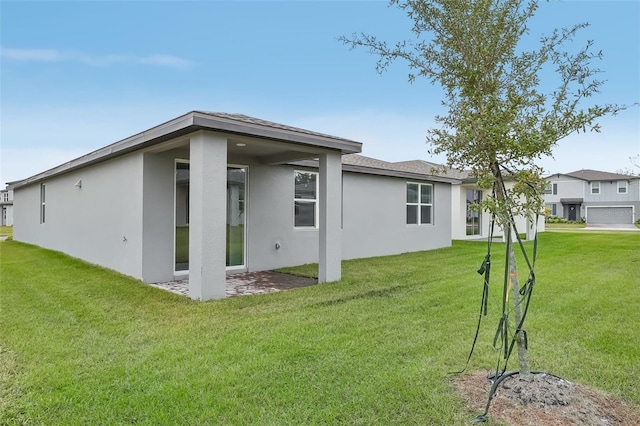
[11,111,457,301]
[395,160,545,240]
[545,169,640,224]
[0,186,14,226]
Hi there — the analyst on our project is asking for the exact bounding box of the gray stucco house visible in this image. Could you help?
[391,160,545,240]
[11,111,457,301]
[544,169,640,224]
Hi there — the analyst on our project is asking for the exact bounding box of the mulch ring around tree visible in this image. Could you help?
[452,371,640,425]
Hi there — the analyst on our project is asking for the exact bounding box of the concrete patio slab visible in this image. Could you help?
[148,270,317,298]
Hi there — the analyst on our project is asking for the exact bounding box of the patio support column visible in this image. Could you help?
[318,151,342,283]
[189,131,227,300]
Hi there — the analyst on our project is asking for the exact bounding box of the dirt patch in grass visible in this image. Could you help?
[453,372,640,425]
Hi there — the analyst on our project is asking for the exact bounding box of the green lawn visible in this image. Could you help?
[545,222,586,229]
[0,225,12,238]
[1,232,639,425]
[175,225,244,266]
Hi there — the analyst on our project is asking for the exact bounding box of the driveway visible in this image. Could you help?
[584,223,640,231]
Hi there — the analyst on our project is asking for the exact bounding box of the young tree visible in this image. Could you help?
[341,0,627,380]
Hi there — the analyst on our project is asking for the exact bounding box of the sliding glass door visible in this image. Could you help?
[174,162,247,272]
[226,167,246,269]
[465,189,482,236]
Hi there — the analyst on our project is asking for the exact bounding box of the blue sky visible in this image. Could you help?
[1,0,639,185]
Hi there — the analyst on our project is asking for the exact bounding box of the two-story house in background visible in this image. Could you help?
[545,169,640,225]
[1,186,14,226]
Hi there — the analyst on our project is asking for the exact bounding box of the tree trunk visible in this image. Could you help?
[506,227,532,380]
[492,163,532,380]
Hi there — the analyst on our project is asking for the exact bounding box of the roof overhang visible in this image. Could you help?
[292,159,461,184]
[12,111,363,189]
[560,198,584,204]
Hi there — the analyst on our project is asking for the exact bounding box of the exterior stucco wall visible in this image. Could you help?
[13,153,145,278]
[246,165,453,272]
[246,164,320,271]
[585,179,639,203]
[545,175,584,203]
[452,183,544,240]
[341,172,452,259]
[141,152,176,283]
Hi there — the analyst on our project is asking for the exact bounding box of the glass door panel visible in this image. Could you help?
[175,161,190,271]
[174,163,246,271]
[466,189,481,236]
[226,167,246,268]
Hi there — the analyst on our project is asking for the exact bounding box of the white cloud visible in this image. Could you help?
[0,47,61,61]
[138,54,193,70]
[0,46,194,70]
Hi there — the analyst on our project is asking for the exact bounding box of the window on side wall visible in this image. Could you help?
[617,181,628,194]
[406,182,433,225]
[294,171,318,228]
[40,183,46,224]
[590,182,600,195]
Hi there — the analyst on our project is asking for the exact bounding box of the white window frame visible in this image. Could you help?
[617,180,628,194]
[294,170,318,229]
[406,182,434,225]
[590,181,600,195]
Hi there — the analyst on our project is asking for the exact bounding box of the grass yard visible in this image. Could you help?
[544,222,586,229]
[0,225,12,238]
[1,232,639,425]
[175,225,244,266]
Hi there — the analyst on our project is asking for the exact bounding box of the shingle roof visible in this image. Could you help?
[562,169,638,182]
[196,112,361,145]
[337,154,461,183]
[393,159,471,180]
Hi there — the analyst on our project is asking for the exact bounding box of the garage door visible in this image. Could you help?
[586,207,633,224]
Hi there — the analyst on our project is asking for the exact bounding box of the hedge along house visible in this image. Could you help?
[12,111,457,301]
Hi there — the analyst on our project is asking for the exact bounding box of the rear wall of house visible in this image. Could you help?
[341,172,452,259]
[13,153,145,279]
[246,166,452,272]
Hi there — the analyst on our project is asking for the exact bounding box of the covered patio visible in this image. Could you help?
[138,111,362,301]
[149,270,317,298]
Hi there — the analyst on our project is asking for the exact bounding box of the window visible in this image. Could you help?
[618,181,628,194]
[590,182,600,194]
[2,192,7,202]
[551,203,557,216]
[294,171,317,228]
[553,183,557,195]
[40,183,46,224]
[466,189,481,235]
[406,182,433,225]
[544,182,552,194]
